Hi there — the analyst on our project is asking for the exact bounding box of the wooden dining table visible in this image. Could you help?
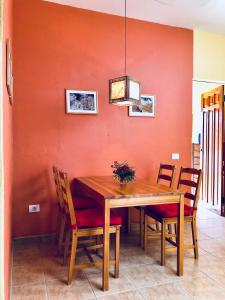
[75,176,185,291]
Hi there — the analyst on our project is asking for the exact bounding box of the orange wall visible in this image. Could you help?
[13,0,193,237]
[3,0,13,298]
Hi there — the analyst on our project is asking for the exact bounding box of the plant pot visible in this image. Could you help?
[119,182,127,188]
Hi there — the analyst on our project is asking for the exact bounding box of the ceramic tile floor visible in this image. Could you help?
[12,203,225,300]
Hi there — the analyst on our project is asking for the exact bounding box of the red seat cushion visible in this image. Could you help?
[72,196,98,210]
[146,204,194,218]
[71,208,122,229]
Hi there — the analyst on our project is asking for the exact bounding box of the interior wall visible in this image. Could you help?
[2,0,13,298]
[0,0,4,296]
[13,0,193,237]
[194,30,225,81]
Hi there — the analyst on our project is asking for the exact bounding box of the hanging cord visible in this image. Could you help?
[124,0,127,75]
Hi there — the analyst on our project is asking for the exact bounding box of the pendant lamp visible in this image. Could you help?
[109,0,141,106]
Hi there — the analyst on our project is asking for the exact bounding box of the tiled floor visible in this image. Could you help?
[12,203,225,299]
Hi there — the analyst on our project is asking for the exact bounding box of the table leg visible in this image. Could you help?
[177,194,184,276]
[103,201,110,291]
[140,208,144,248]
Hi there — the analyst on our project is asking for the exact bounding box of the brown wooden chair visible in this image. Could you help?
[144,167,202,266]
[52,166,67,252]
[156,164,176,188]
[52,166,98,253]
[146,164,176,238]
[58,169,122,285]
[128,164,176,247]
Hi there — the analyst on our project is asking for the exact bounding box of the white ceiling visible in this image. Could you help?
[45,0,225,34]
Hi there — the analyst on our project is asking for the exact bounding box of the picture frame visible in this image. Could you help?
[66,90,98,115]
[6,39,13,105]
[129,94,156,117]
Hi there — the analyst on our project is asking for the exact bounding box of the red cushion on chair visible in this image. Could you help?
[146,204,194,218]
[72,196,98,210]
[71,208,122,229]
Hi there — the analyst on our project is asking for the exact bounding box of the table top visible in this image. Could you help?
[76,176,184,200]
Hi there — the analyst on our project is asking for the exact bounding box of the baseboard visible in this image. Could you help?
[13,233,56,241]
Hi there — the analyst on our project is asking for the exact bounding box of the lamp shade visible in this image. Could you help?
[109,76,141,106]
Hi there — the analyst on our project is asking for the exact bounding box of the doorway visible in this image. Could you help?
[192,79,225,215]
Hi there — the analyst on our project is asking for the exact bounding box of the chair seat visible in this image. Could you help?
[73,196,97,210]
[146,204,194,218]
[71,208,122,229]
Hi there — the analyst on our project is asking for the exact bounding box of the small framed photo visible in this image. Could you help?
[66,90,98,114]
[129,94,155,117]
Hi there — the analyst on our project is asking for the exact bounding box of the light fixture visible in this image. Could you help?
[109,0,141,106]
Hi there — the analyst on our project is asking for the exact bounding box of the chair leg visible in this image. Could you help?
[58,213,66,253]
[156,221,160,232]
[174,224,177,235]
[140,208,144,248]
[63,230,70,265]
[161,220,166,266]
[168,224,172,234]
[191,218,199,259]
[114,226,120,278]
[68,230,78,285]
[144,214,148,251]
[168,224,173,241]
[95,235,101,254]
[128,207,131,233]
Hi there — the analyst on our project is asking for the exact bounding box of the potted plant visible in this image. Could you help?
[111,161,135,185]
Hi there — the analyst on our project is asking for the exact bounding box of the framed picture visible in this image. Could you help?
[6,39,13,105]
[66,90,98,114]
[129,94,155,117]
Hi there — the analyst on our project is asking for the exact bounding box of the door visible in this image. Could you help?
[201,85,224,215]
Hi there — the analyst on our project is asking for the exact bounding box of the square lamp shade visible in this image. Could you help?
[109,76,141,106]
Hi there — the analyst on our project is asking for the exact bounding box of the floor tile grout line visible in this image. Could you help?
[137,288,148,300]
[135,289,145,300]
[84,266,136,299]
[177,285,194,300]
[94,287,136,299]
[137,282,193,300]
[82,266,97,299]
[199,269,225,292]
[198,245,225,260]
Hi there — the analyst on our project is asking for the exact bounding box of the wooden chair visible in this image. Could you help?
[157,164,176,188]
[58,169,122,285]
[52,166,98,253]
[144,167,202,266]
[146,164,176,237]
[128,164,176,247]
[52,166,67,252]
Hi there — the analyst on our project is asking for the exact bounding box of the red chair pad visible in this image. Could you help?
[146,204,194,218]
[71,208,122,229]
[73,196,97,210]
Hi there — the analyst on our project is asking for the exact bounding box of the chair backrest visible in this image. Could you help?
[58,169,77,229]
[157,164,176,188]
[52,166,65,211]
[177,167,202,211]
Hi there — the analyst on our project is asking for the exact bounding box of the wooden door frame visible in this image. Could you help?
[199,83,224,213]
[192,79,225,213]
[0,0,5,298]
